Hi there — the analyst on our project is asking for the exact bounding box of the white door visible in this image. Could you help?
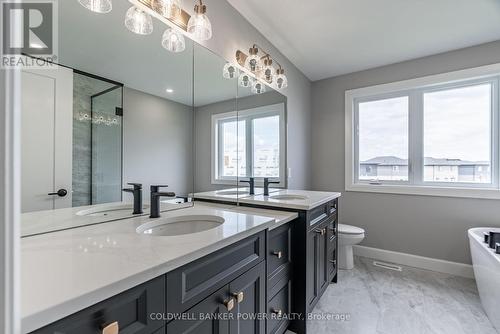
[21,67,73,213]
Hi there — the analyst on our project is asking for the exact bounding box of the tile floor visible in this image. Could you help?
[304,256,496,334]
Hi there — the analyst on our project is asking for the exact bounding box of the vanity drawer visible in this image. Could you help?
[268,222,292,280]
[307,203,329,229]
[166,231,265,315]
[32,276,165,334]
[267,277,291,334]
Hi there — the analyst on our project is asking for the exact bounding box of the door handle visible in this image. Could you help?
[48,189,68,197]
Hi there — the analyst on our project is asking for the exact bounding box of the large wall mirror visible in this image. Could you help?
[21,0,287,237]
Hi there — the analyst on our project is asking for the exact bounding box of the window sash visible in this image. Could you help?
[352,77,499,189]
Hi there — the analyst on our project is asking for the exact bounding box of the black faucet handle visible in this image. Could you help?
[240,177,255,184]
[265,178,280,184]
[151,185,169,192]
[127,183,142,190]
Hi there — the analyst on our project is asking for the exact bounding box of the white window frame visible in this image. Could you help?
[211,103,286,187]
[346,63,500,199]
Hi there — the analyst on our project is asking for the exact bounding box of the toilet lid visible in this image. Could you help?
[338,224,365,235]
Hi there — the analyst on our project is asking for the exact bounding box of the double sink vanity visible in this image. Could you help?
[22,189,340,334]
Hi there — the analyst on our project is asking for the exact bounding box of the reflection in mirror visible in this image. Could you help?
[192,44,287,202]
[21,0,195,236]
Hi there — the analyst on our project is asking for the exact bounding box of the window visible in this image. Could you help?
[346,64,500,199]
[212,103,286,186]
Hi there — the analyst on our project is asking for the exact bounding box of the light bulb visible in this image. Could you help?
[162,28,186,53]
[152,0,181,19]
[238,73,253,88]
[251,80,266,94]
[78,0,112,14]
[187,2,212,41]
[245,46,261,72]
[125,6,153,35]
[275,68,288,89]
[223,63,239,79]
[262,58,274,83]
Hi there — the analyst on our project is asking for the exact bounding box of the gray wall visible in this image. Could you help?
[198,0,312,189]
[123,88,193,202]
[194,91,285,192]
[311,41,500,264]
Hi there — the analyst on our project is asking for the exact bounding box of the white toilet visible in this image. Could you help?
[338,224,365,270]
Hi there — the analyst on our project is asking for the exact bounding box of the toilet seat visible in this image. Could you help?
[338,224,364,235]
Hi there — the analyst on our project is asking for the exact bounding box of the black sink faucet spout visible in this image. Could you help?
[264,178,280,196]
[239,177,255,195]
[122,183,143,214]
[150,185,176,218]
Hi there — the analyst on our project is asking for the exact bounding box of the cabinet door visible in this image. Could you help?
[306,227,320,310]
[229,261,266,334]
[167,286,230,334]
[318,221,329,293]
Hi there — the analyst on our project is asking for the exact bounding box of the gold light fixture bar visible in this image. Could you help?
[131,0,191,31]
[236,44,284,70]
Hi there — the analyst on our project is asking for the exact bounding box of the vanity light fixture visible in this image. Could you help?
[223,63,239,79]
[78,0,112,14]
[162,28,186,52]
[251,80,266,94]
[233,44,289,91]
[152,0,181,19]
[125,5,154,35]
[238,72,253,88]
[187,0,212,41]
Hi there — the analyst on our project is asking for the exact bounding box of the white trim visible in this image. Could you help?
[346,63,500,199]
[211,103,286,187]
[353,245,474,279]
[1,67,21,333]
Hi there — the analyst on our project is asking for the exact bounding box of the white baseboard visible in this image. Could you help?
[353,245,474,279]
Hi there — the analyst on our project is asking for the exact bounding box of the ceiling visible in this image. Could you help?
[59,0,257,106]
[228,0,500,81]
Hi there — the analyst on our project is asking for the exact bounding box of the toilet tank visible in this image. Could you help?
[468,227,500,332]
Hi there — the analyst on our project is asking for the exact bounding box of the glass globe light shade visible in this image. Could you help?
[251,80,266,94]
[125,6,153,35]
[262,58,274,83]
[275,69,288,89]
[78,0,112,14]
[152,0,181,19]
[223,63,239,79]
[238,73,253,88]
[162,28,186,53]
[187,3,212,41]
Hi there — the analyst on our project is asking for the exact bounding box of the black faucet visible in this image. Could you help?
[240,177,255,195]
[150,185,176,218]
[264,178,280,196]
[122,183,143,214]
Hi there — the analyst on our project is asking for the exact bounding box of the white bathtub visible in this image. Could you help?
[468,227,500,333]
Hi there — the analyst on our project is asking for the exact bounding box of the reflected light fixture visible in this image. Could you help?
[251,80,266,94]
[238,73,253,88]
[223,63,239,79]
[125,6,154,35]
[152,0,181,19]
[78,0,112,14]
[262,57,274,83]
[245,46,261,72]
[187,0,212,41]
[162,28,186,52]
[275,68,288,89]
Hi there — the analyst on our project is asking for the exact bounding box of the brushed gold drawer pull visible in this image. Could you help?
[314,228,325,235]
[101,321,119,334]
[272,309,283,317]
[224,297,235,311]
[273,250,283,259]
[232,291,244,303]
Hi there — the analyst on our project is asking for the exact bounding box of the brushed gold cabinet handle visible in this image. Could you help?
[273,250,283,259]
[272,309,283,317]
[232,291,244,303]
[101,321,119,334]
[224,297,235,311]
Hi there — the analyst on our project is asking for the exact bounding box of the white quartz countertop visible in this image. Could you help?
[21,202,298,333]
[195,189,342,211]
[192,187,281,202]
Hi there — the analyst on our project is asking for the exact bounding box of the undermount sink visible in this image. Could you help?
[76,204,149,217]
[137,215,225,236]
[217,190,249,196]
[269,194,309,201]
